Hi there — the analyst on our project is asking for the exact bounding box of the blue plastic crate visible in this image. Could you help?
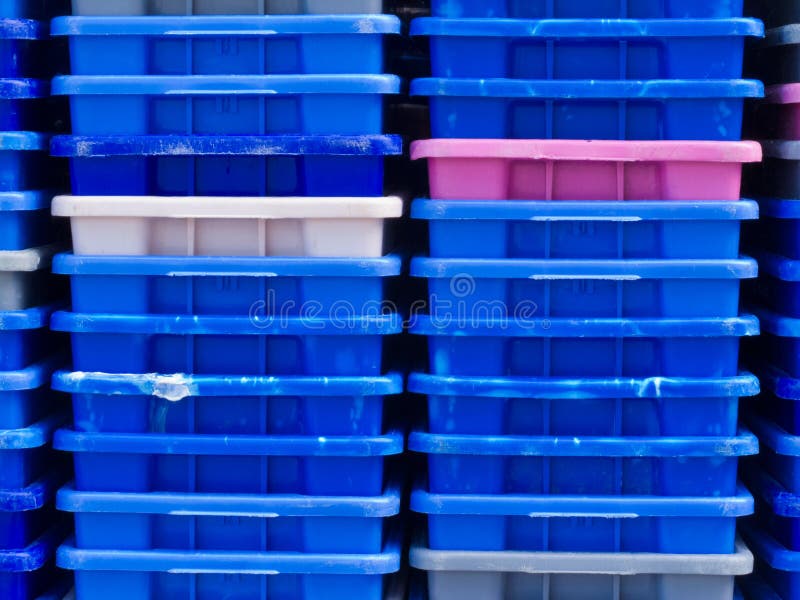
[53,75,399,136]
[410,371,759,437]
[410,314,758,378]
[52,311,400,376]
[0,414,62,491]
[429,0,745,18]
[0,358,58,430]
[0,0,68,18]
[750,307,800,379]
[0,19,47,78]
[739,576,782,600]
[0,192,53,252]
[414,199,759,260]
[746,412,800,497]
[744,465,800,556]
[58,479,400,553]
[50,135,402,197]
[742,521,800,600]
[412,256,757,319]
[412,482,752,553]
[53,369,403,436]
[53,253,400,317]
[0,473,59,551]
[752,253,800,318]
[0,133,48,192]
[58,531,400,600]
[0,79,47,130]
[413,18,762,80]
[0,528,63,600]
[412,78,763,140]
[753,362,800,436]
[0,306,58,371]
[54,15,401,76]
[409,429,757,496]
[753,200,800,260]
[54,427,403,496]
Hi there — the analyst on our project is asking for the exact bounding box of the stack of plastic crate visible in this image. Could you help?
[406,1,766,599]
[735,2,800,598]
[48,2,405,599]
[0,0,72,598]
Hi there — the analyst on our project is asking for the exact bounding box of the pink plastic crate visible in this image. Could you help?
[758,85,800,140]
[411,140,762,201]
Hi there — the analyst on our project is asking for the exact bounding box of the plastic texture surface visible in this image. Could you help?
[746,413,800,498]
[0,357,58,430]
[70,0,386,16]
[414,199,758,259]
[54,369,403,436]
[55,15,401,75]
[0,133,51,192]
[0,414,62,491]
[413,18,762,79]
[751,199,800,260]
[0,528,63,600]
[0,19,49,78]
[428,0,746,18]
[411,78,762,140]
[54,426,403,496]
[51,134,402,197]
[411,139,761,201]
[0,192,55,252]
[53,195,403,257]
[741,522,800,600]
[0,472,60,552]
[0,305,59,371]
[409,371,759,437]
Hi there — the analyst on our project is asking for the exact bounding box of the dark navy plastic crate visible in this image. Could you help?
[0,0,68,18]
[0,79,47,130]
[0,414,62,491]
[59,479,400,553]
[754,362,800,436]
[414,199,759,260]
[412,78,762,140]
[750,306,800,379]
[0,528,62,600]
[411,314,759,378]
[58,531,400,600]
[739,576,782,600]
[751,199,800,260]
[412,482,752,553]
[0,305,58,371]
[750,142,800,200]
[53,253,400,317]
[54,427,403,496]
[54,15,401,76]
[0,133,48,192]
[54,369,403,436]
[52,311,400,376]
[0,19,47,78]
[0,192,53,252]
[744,465,800,556]
[742,522,800,600]
[753,253,800,318]
[412,256,757,319]
[51,135,402,197]
[413,18,762,80]
[0,473,59,551]
[429,0,745,18]
[747,412,800,497]
[409,429,757,496]
[409,371,759,437]
[0,358,57,430]
[53,75,399,136]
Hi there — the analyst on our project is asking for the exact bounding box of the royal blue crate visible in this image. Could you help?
[409,371,759,437]
[412,481,752,553]
[429,0,745,18]
[0,414,62,491]
[0,133,48,192]
[58,479,400,553]
[50,134,402,197]
[53,253,400,317]
[411,78,763,140]
[413,18,762,80]
[749,306,800,379]
[53,369,403,436]
[410,314,758,378]
[0,79,47,131]
[752,253,800,318]
[0,528,63,600]
[0,473,60,552]
[0,305,58,372]
[58,531,400,600]
[54,15,401,76]
[753,362,800,436]
[412,256,757,319]
[0,19,47,78]
[0,358,58,430]
[0,0,68,18]
[53,75,399,136]
[742,521,800,600]
[54,427,403,496]
[409,429,757,496]
[0,192,53,252]
[414,199,759,260]
[743,464,800,557]
[746,412,800,498]
[51,311,401,376]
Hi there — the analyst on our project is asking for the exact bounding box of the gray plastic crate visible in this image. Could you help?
[0,245,58,310]
[410,538,753,600]
[71,0,384,14]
